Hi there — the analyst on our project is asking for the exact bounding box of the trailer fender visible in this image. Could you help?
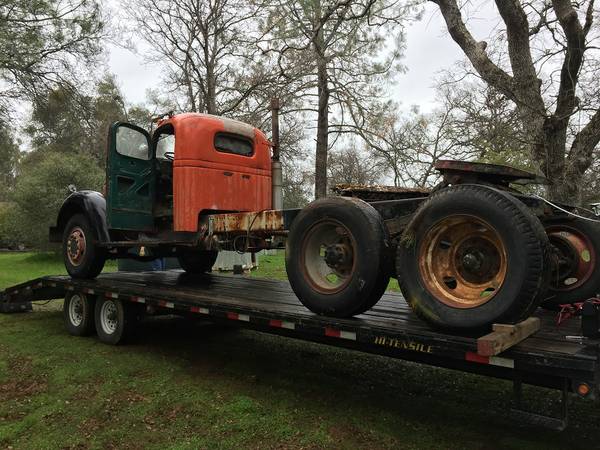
[49,190,110,243]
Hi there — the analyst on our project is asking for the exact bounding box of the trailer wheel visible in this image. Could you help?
[63,214,106,279]
[178,250,218,274]
[286,197,391,317]
[396,185,551,330]
[63,292,95,336]
[543,220,600,307]
[94,297,137,345]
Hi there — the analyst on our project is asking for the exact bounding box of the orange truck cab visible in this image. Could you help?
[106,113,273,233]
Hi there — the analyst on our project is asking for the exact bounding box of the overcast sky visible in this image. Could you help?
[106,3,496,113]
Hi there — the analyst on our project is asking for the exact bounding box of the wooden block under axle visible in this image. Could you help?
[477,317,541,357]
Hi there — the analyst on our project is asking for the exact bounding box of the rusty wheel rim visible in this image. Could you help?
[67,227,86,267]
[547,226,595,291]
[418,215,507,309]
[300,220,356,294]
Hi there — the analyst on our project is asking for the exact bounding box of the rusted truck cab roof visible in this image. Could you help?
[156,112,271,168]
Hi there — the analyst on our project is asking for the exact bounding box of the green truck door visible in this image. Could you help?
[107,122,155,231]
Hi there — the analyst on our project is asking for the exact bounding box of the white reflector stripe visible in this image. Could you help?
[131,296,146,304]
[106,292,118,298]
[340,331,357,341]
[489,356,514,368]
[238,314,250,322]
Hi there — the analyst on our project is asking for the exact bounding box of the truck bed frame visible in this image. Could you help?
[2,270,599,430]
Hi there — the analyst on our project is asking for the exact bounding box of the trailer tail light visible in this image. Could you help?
[576,382,590,397]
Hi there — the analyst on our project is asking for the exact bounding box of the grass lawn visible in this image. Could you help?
[1,251,600,449]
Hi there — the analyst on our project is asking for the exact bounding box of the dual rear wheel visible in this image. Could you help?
[288,186,595,330]
[63,292,139,345]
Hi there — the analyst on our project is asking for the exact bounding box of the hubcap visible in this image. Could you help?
[100,301,118,335]
[68,294,84,326]
[301,220,356,294]
[67,227,86,266]
[418,215,507,308]
[547,226,595,290]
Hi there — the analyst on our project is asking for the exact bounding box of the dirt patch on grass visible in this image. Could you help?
[327,424,384,449]
[0,355,47,401]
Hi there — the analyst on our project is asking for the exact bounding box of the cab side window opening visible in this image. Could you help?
[116,126,150,160]
[214,133,253,157]
[156,133,175,160]
[152,125,175,222]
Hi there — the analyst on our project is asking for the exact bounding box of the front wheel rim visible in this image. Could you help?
[300,220,357,294]
[67,227,86,266]
[418,215,508,309]
[68,294,84,326]
[100,301,118,335]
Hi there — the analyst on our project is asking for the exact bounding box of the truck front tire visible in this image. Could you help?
[63,214,106,279]
[286,197,391,317]
[178,250,218,274]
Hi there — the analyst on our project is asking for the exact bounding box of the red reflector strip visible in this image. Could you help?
[190,306,209,314]
[465,351,489,364]
[83,288,95,294]
[131,296,145,304]
[158,300,174,309]
[269,319,295,330]
[325,327,340,338]
[105,292,118,298]
[325,328,357,341]
[465,352,514,368]
[227,312,250,322]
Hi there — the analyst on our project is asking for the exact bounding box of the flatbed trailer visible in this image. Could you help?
[1,270,599,430]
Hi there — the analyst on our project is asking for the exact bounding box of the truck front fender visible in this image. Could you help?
[49,191,110,244]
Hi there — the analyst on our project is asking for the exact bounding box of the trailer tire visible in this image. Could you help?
[396,185,551,330]
[543,219,600,307]
[95,297,137,345]
[63,214,106,279]
[178,250,218,274]
[63,292,95,336]
[286,197,391,317]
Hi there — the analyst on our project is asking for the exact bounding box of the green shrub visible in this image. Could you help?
[0,202,24,249]
[10,151,105,249]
